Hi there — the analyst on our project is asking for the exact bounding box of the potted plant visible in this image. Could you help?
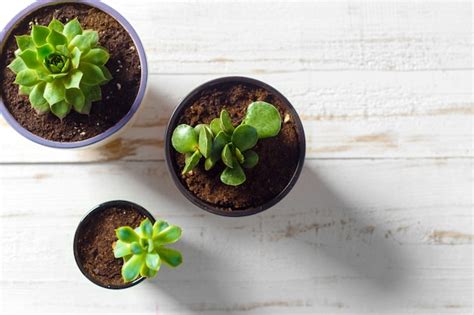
[0,0,147,148]
[73,200,183,289]
[165,77,306,216]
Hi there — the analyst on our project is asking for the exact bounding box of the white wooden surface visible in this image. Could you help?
[0,1,472,314]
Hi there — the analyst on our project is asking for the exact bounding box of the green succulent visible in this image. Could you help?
[171,101,282,186]
[113,218,183,283]
[8,18,112,119]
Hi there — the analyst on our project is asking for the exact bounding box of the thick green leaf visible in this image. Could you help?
[140,263,158,278]
[130,242,143,255]
[116,226,140,243]
[113,240,131,258]
[43,80,65,104]
[234,147,245,164]
[152,221,169,239]
[242,150,259,168]
[69,34,91,52]
[83,30,99,47]
[198,125,213,158]
[36,44,54,59]
[182,150,201,174]
[219,109,234,134]
[154,225,182,245]
[70,47,81,69]
[121,254,144,282]
[14,69,38,86]
[99,65,113,81]
[31,25,50,46]
[50,100,71,119]
[63,18,82,41]
[48,73,68,80]
[79,62,107,85]
[139,218,153,238]
[29,82,49,113]
[210,117,222,136]
[8,57,27,74]
[82,48,109,65]
[46,29,67,46]
[18,49,41,69]
[146,253,161,271]
[221,144,235,168]
[220,163,246,186]
[65,88,85,112]
[18,85,33,95]
[157,247,183,267]
[243,101,282,139]
[48,18,64,32]
[205,131,229,170]
[63,70,83,89]
[15,35,34,51]
[232,124,258,151]
[172,124,198,153]
[82,84,101,102]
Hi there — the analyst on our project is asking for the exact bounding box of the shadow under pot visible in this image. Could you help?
[165,76,306,217]
[0,0,148,149]
[73,200,155,289]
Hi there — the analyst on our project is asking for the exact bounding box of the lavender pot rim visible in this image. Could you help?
[164,76,306,217]
[73,200,155,289]
[0,0,148,149]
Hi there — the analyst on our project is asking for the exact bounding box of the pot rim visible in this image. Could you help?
[164,76,306,217]
[73,200,155,289]
[0,0,148,149]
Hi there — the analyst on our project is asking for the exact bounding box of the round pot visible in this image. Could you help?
[0,0,148,149]
[165,76,306,217]
[73,200,155,289]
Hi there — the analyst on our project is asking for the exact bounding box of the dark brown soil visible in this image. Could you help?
[0,3,141,142]
[172,83,300,211]
[76,206,146,287]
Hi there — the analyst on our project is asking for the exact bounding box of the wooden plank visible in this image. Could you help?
[0,70,472,162]
[0,159,472,313]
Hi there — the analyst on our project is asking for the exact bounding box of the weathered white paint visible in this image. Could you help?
[0,1,472,314]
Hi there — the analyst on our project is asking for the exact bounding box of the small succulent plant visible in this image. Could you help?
[172,101,281,186]
[8,18,112,119]
[113,218,183,283]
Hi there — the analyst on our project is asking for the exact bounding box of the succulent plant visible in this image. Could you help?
[171,101,282,186]
[8,18,112,119]
[113,218,183,283]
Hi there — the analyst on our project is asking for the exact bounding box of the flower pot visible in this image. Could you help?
[73,200,155,289]
[0,0,148,149]
[165,76,306,217]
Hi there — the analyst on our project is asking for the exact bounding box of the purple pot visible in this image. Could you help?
[0,0,148,149]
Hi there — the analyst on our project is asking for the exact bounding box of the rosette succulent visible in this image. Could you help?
[113,218,183,283]
[8,18,112,119]
[171,101,282,186]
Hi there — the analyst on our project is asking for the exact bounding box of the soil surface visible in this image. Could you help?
[0,3,141,142]
[76,206,146,287]
[172,83,300,211]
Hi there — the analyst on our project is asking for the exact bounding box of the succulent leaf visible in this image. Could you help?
[220,109,234,134]
[139,218,153,239]
[220,163,246,186]
[116,226,140,243]
[154,225,182,245]
[171,124,198,153]
[182,150,202,174]
[152,220,170,238]
[157,247,183,267]
[243,101,281,139]
[121,254,144,282]
[232,124,258,151]
[210,117,222,136]
[146,253,161,270]
[113,240,132,258]
[198,125,213,158]
[242,150,259,168]
[221,144,235,168]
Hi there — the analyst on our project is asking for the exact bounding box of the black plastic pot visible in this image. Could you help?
[73,200,155,289]
[165,76,306,217]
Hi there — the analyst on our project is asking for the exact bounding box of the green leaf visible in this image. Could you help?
[50,100,71,119]
[48,18,64,32]
[18,85,33,95]
[205,131,229,171]
[182,150,201,174]
[152,221,169,239]
[221,144,235,168]
[18,49,41,69]
[234,147,245,164]
[139,218,153,238]
[243,101,282,139]
[172,124,198,153]
[198,125,213,158]
[220,163,246,186]
[99,65,113,81]
[65,88,85,112]
[69,34,91,52]
[29,82,49,113]
[154,225,182,245]
[83,30,99,47]
[46,29,67,46]
[43,80,65,105]
[15,35,34,51]
[14,69,38,86]
[8,57,27,74]
[140,263,158,278]
[82,48,109,65]
[31,25,50,46]
[232,124,258,151]
[82,84,101,102]
[157,247,183,267]
[79,62,107,85]
[63,18,82,41]
[36,44,54,59]
[145,253,161,271]
[63,70,83,89]
[130,242,143,255]
[242,150,259,168]
[116,226,140,243]
[121,254,144,282]
[210,117,222,136]
[220,109,234,134]
[113,240,131,258]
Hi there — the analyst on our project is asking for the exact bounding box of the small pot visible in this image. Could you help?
[73,200,155,289]
[0,0,148,149]
[165,76,306,217]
